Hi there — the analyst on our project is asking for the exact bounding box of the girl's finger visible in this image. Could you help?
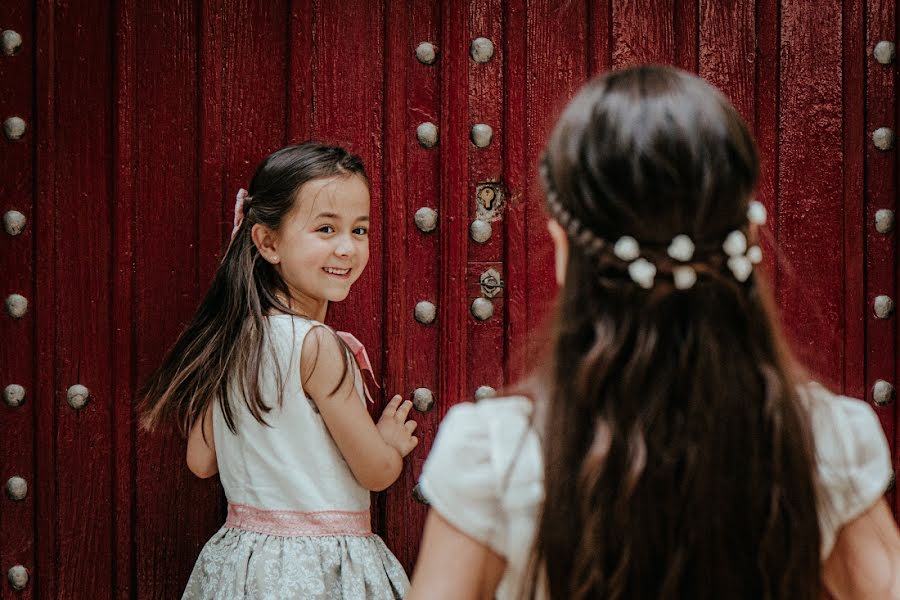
[395,399,414,422]
[405,420,418,434]
[408,436,419,450]
[382,394,402,417]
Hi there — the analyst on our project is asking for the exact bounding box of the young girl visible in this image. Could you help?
[141,142,416,599]
[409,66,900,599]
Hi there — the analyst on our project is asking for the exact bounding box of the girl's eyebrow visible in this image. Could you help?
[312,212,370,222]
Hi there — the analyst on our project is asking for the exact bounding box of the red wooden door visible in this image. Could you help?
[0,1,896,598]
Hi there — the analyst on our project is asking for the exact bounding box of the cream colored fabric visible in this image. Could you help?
[418,385,892,600]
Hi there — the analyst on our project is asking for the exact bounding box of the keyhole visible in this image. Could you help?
[479,187,496,211]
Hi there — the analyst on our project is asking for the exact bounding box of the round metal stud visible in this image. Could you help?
[471,297,494,321]
[872,127,895,151]
[416,122,438,148]
[412,387,434,412]
[470,123,493,148]
[470,37,494,63]
[66,384,90,410]
[874,295,895,319]
[474,385,496,401]
[874,40,896,64]
[412,482,429,504]
[3,210,26,236]
[415,42,437,65]
[470,219,492,244]
[414,301,436,325]
[7,565,28,591]
[3,384,25,408]
[875,209,895,234]
[1,30,22,56]
[414,207,438,233]
[5,294,27,319]
[5,476,27,501]
[3,117,26,141]
[873,380,896,407]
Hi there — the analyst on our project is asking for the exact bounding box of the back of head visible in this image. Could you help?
[533,66,821,599]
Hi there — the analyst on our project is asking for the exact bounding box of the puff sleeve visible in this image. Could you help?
[808,384,893,558]
[418,397,542,560]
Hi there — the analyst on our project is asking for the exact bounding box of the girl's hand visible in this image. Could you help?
[377,395,419,457]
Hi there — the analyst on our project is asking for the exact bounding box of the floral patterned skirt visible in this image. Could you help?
[181,526,409,599]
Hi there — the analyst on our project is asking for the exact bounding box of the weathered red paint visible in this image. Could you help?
[0,2,896,598]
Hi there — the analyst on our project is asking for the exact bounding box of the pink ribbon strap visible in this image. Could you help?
[335,331,378,404]
[231,188,250,240]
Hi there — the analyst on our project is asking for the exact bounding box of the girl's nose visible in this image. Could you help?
[335,237,354,257]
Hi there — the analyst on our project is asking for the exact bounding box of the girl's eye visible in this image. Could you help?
[317,225,335,234]
[353,227,369,236]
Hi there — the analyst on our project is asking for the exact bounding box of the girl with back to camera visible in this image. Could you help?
[408,66,900,599]
[141,142,416,599]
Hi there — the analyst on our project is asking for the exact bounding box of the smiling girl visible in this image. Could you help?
[141,143,415,599]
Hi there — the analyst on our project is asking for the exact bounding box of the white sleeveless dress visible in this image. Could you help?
[418,383,893,600]
[182,315,408,599]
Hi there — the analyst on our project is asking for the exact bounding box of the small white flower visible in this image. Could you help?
[672,266,697,290]
[667,234,695,262]
[747,245,763,264]
[723,230,748,257]
[747,200,768,226]
[628,258,657,289]
[727,256,753,282]
[614,236,641,261]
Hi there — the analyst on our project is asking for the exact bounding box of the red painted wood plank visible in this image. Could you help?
[132,3,220,598]
[755,0,779,286]
[33,1,59,596]
[864,0,898,510]
[840,0,865,402]
[524,0,587,344]
[381,0,442,571]
[287,0,316,142]
[112,0,137,597]
[699,0,754,125]
[587,0,612,76]
[776,0,845,384]
[502,0,528,383]
[674,0,698,73]
[50,2,116,596]
[612,0,675,67]
[0,2,36,598]
[439,0,470,417]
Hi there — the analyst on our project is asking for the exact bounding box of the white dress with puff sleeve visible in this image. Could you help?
[418,384,892,600]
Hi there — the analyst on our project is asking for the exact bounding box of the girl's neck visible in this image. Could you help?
[272,292,328,322]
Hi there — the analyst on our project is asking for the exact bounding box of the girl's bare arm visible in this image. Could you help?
[408,510,506,600]
[824,499,900,599]
[186,405,218,478]
[301,327,417,491]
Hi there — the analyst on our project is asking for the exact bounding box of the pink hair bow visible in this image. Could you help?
[231,188,250,240]
[336,331,379,404]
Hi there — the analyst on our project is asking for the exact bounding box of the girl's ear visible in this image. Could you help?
[251,223,281,264]
[547,219,569,286]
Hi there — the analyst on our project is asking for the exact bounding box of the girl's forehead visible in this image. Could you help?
[292,175,370,217]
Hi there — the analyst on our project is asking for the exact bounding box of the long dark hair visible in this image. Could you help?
[140,142,368,435]
[530,66,821,599]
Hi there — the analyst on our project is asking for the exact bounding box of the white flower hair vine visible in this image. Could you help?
[543,186,767,291]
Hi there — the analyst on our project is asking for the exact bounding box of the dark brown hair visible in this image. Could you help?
[140,142,368,435]
[530,66,821,599]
